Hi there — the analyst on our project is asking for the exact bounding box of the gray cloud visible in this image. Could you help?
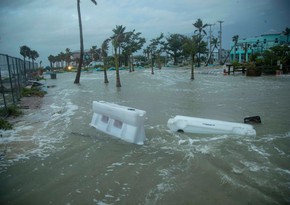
[0,0,289,66]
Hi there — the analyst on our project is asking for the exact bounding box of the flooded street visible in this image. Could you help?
[1,68,290,204]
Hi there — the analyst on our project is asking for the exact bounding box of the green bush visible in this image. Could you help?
[22,87,47,97]
[231,60,241,67]
[0,105,23,117]
[0,118,13,130]
[7,105,22,116]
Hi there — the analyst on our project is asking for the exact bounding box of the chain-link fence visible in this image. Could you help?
[0,53,38,117]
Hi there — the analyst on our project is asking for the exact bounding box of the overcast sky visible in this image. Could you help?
[0,0,289,66]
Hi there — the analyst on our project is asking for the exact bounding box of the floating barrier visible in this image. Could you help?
[244,116,261,124]
[167,115,256,136]
[90,101,146,145]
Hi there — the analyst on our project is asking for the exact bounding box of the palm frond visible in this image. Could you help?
[91,0,97,5]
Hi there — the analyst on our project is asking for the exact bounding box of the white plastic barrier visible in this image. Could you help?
[90,101,146,145]
[167,115,256,136]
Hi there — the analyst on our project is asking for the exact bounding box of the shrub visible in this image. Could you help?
[0,118,13,130]
[21,87,47,97]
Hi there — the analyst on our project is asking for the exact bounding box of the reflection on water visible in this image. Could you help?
[1,68,290,204]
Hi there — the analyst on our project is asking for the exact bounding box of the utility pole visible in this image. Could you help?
[207,24,215,65]
[217,20,224,65]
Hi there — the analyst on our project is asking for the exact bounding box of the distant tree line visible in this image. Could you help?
[47,0,290,85]
[48,17,210,85]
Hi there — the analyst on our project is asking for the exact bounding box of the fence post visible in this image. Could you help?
[0,63,8,113]
[6,55,16,104]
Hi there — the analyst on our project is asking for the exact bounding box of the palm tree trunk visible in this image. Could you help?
[131,54,135,72]
[74,0,83,84]
[206,46,216,66]
[223,45,235,65]
[115,48,121,87]
[103,57,109,83]
[191,54,195,80]
[158,53,161,69]
[151,52,154,75]
[104,68,109,83]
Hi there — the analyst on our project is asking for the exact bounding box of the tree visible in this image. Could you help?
[148,33,164,74]
[165,33,185,65]
[89,45,101,62]
[65,48,72,67]
[29,50,39,68]
[74,0,97,84]
[111,25,126,87]
[223,35,239,64]
[206,37,219,65]
[193,18,208,36]
[58,52,65,68]
[193,18,208,67]
[282,27,290,44]
[183,35,199,80]
[20,45,31,61]
[269,45,290,65]
[232,35,239,61]
[143,46,150,64]
[101,39,110,83]
[122,30,146,72]
[48,55,55,68]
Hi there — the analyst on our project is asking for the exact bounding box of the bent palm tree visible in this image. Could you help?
[282,27,290,44]
[193,18,208,67]
[30,50,39,69]
[183,35,199,80]
[223,35,239,64]
[101,39,110,83]
[206,37,219,66]
[111,25,126,87]
[20,45,31,80]
[74,0,97,84]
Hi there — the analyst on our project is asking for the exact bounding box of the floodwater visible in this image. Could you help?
[0,67,290,205]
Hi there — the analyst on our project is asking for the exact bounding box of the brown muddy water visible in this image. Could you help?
[0,67,290,204]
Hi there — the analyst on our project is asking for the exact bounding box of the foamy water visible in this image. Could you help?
[1,69,290,204]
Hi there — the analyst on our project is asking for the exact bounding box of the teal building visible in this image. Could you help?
[230,33,288,62]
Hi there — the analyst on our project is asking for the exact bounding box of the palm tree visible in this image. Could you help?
[90,45,97,61]
[183,35,199,80]
[65,48,72,67]
[111,25,126,87]
[223,35,239,64]
[148,33,164,74]
[206,37,219,66]
[48,55,55,68]
[143,47,150,63]
[20,45,31,81]
[74,0,97,84]
[20,45,31,62]
[242,43,249,62]
[101,39,110,83]
[29,50,39,69]
[232,35,239,61]
[193,18,208,36]
[282,27,290,44]
[58,52,65,68]
[193,18,208,67]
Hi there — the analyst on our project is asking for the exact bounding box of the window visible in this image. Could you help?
[113,120,123,129]
[275,38,278,43]
[264,39,266,44]
[101,115,109,123]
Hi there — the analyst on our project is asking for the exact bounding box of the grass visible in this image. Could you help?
[21,87,47,97]
[0,105,23,130]
[0,118,13,130]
